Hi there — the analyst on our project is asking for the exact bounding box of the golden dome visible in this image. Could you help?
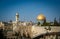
[37,14,46,21]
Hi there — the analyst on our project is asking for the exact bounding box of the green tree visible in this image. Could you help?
[37,22,40,26]
[54,18,58,26]
[59,17,60,26]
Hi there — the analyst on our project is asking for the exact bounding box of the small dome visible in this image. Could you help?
[16,12,19,15]
[37,14,46,21]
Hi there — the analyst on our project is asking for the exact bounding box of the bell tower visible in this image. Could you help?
[16,12,19,22]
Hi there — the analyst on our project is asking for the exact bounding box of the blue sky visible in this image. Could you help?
[0,0,60,22]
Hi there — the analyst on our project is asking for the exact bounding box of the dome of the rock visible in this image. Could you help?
[37,14,46,21]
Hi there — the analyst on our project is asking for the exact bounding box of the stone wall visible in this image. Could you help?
[13,26,60,39]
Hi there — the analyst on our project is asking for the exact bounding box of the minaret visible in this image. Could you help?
[16,12,19,22]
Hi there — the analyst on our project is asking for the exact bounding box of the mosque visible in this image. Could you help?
[0,12,60,39]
